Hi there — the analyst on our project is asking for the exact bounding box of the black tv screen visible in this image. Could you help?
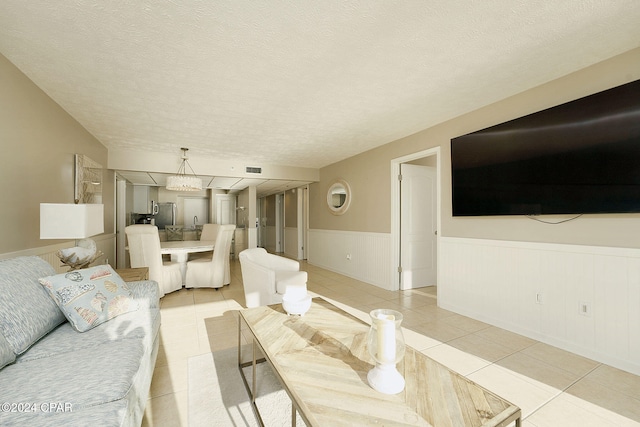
[451,79,640,216]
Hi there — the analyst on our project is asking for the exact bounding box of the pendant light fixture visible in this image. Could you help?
[166,147,203,191]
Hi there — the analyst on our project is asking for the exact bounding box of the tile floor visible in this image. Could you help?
[142,259,640,426]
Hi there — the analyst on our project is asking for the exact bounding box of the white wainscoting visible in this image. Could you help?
[0,234,116,274]
[440,236,640,376]
[308,229,392,289]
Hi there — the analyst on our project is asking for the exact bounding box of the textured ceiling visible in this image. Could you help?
[1,1,639,175]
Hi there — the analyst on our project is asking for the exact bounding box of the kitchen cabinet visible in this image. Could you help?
[133,186,158,214]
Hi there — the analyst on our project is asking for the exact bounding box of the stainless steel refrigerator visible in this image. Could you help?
[153,202,176,229]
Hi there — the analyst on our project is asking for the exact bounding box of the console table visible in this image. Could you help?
[115,267,149,282]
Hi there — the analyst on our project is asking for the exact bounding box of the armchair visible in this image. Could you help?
[239,248,308,308]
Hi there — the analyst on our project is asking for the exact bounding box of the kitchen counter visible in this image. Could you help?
[161,225,202,241]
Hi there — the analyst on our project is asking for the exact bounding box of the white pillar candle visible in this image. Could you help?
[375,313,396,363]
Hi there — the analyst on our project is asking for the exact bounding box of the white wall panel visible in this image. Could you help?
[563,252,596,351]
[308,229,391,289]
[629,260,640,361]
[440,237,640,376]
[593,256,629,361]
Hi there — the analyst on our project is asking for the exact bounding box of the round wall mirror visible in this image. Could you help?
[326,179,351,215]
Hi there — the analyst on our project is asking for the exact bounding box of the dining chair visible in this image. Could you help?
[125,224,182,297]
[200,224,220,241]
[185,224,236,289]
[188,223,219,261]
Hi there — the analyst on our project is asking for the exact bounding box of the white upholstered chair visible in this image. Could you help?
[239,248,308,308]
[188,223,219,261]
[185,224,235,289]
[202,223,236,285]
[125,224,182,297]
[199,224,220,241]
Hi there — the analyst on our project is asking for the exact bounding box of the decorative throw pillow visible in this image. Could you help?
[39,265,139,333]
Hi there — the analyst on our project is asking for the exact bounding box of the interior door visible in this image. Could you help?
[275,193,284,253]
[400,163,437,289]
[215,194,235,225]
[115,179,128,268]
[302,186,309,260]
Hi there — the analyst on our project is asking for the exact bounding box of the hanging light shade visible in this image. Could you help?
[166,147,203,191]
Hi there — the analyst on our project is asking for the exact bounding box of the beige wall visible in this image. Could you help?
[310,47,640,248]
[0,53,113,254]
[310,146,394,233]
[265,194,277,227]
[284,189,297,228]
[237,186,257,230]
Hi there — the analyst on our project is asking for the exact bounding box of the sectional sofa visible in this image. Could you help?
[0,256,160,426]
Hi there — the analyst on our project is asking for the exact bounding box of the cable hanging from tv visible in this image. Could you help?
[525,214,583,224]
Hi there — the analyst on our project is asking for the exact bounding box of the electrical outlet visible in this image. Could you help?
[579,301,591,317]
[535,292,543,304]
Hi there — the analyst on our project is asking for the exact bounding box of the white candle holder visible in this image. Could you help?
[366,309,406,394]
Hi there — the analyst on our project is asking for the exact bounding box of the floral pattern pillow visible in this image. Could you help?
[39,265,139,332]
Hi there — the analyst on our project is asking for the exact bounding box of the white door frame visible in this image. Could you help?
[257,197,263,248]
[115,178,127,268]
[303,185,309,260]
[296,186,305,260]
[276,193,284,253]
[390,147,441,291]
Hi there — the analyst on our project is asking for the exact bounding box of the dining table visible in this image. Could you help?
[160,240,215,285]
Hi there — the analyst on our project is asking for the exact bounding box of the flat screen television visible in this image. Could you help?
[451,79,640,216]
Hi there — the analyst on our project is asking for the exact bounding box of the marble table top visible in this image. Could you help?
[160,240,214,253]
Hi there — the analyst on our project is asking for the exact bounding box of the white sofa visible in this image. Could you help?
[239,248,307,308]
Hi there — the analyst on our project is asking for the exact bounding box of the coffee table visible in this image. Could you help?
[238,297,521,427]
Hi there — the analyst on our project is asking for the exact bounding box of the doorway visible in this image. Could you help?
[215,194,235,225]
[391,147,440,291]
[275,193,284,253]
[301,186,309,260]
[115,178,128,268]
